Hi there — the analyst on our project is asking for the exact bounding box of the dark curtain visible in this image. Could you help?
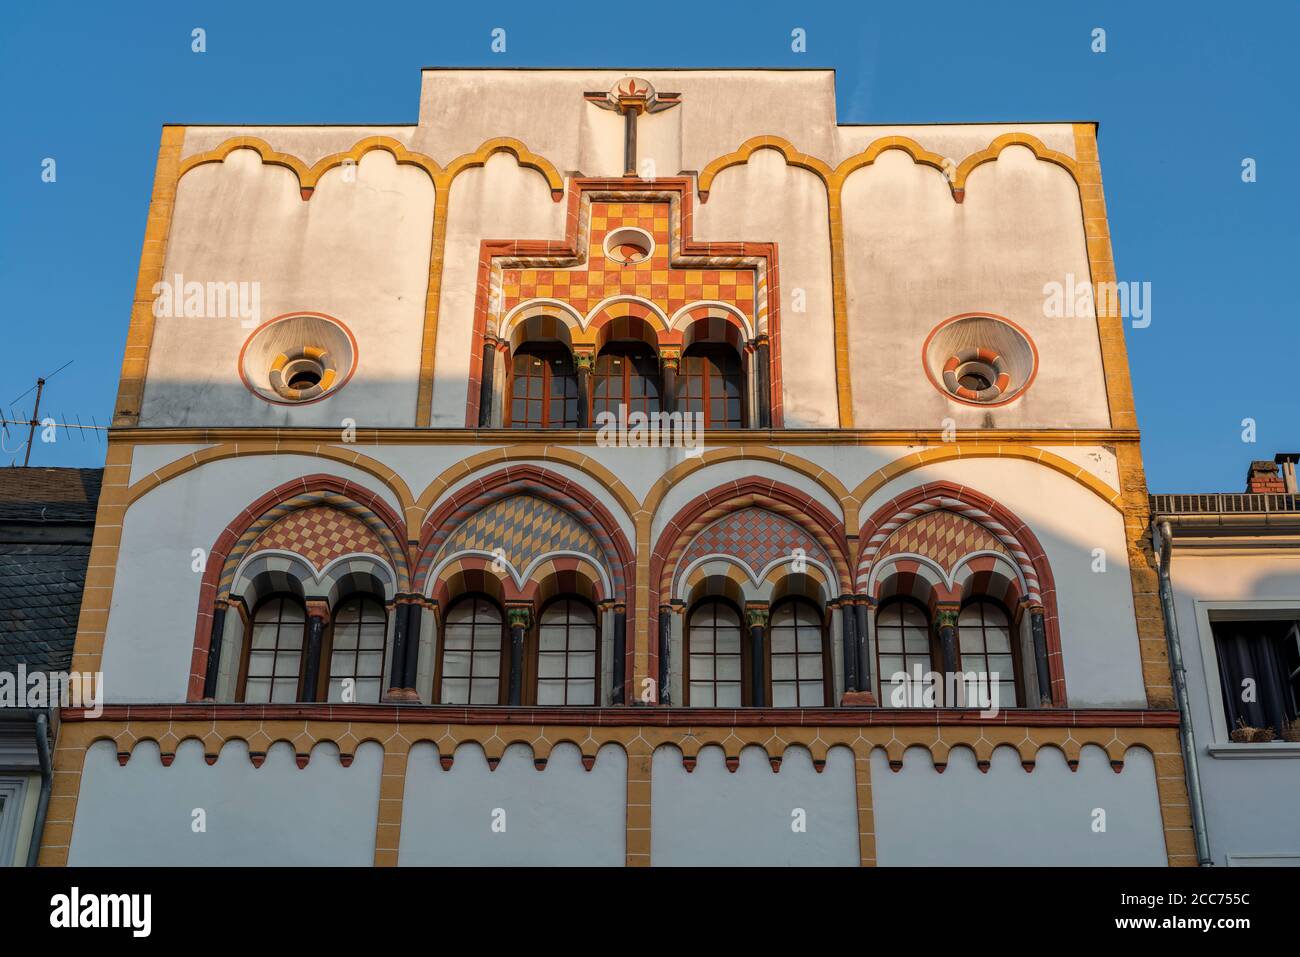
[1214,622,1291,734]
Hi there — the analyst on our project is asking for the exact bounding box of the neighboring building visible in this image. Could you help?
[1153,453,1300,867]
[37,69,1195,866]
[0,467,102,866]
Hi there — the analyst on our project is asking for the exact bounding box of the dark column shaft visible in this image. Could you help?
[576,365,590,428]
[755,338,771,428]
[202,604,227,700]
[623,109,637,175]
[478,339,496,427]
[840,598,859,693]
[303,613,326,702]
[855,598,871,693]
[1030,608,1052,705]
[508,620,526,705]
[658,606,672,704]
[389,602,410,691]
[403,604,422,693]
[612,604,627,704]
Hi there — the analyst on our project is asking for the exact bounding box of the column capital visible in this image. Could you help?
[305,599,331,622]
[744,602,770,629]
[506,605,532,630]
[935,603,960,628]
[660,348,680,372]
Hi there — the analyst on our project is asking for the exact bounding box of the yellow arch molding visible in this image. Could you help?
[177,135,312,187]
[832,135,951,186]
[304,135,440,192]
[952,132,1079,199]
[437,136,565,198]
[696,134,833,200]
[845,444,1123,534]
[413,445,640,523]
[124,442,416,518]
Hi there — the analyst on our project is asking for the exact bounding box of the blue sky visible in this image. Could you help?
[1,0,1295,490]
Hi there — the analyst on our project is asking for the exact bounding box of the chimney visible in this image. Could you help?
[1276,453,1300,494]
[1246,459,1286,494]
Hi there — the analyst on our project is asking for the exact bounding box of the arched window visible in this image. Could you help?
[685,599,744,707]
[239,596,306,704]
[534,597,599,705]
[958,599,1020,708]
[326,595,388,704]
[677,343,744,428]
[436,595,506,705]
[591,342,661,420]
[509,344,579,428]
[768,598,827,707]
[876,598,937,707]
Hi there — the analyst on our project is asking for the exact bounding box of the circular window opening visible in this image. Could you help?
[923,314,1037,407]
[956,360,996,393]
[603,226,654,265]
[268,347,338,401]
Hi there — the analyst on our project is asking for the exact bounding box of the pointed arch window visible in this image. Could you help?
[436,595,507,705]
[239,596,306,704]
[533,597,600,705]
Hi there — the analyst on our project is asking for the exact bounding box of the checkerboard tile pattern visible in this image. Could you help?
[874,510,1009,576]
[677,507,830,581]
[435,494,604,575]
[500,201,757,319]
[253,505,386,568]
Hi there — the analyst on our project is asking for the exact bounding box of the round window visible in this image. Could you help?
[922,314,1037,406]
[238,313,358,405]
[603,226,654,265]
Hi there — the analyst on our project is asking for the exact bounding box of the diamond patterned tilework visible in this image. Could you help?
[678,507,829,578]
[500,201,756,319]
[875,511,1007,575]
[253,506,386,569]
[436,495,603,573]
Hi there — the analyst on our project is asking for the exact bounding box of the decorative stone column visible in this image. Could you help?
[384,595,426,703]
[753,333,771,428]
[574,349,594,428]
[302,600,331,703]
[611,600,627,704]
[1023,599,1052,706]
[936,603,960,705]
[477,335,500,427]
[657,604,673,704]
[746,603,769,707]
[839,595,877,706]
[660,349,680,417]
[506,604,532,706]
[201,599,228,701]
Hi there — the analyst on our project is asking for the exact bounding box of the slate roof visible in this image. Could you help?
[0,468,102,674]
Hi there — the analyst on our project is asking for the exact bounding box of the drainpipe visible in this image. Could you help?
[1155,519,1213,866]
[26,710,53,867]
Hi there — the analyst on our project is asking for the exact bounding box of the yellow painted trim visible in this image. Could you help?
[113,126,186,426]
[176,134,311,186]
[953,131,1080,197]
[39,717,1194,867]
[846,444,1123,533]
[696,134,834,200]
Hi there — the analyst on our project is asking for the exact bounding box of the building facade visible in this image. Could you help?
[40,69,1194,866]
[1153,454,1300,867]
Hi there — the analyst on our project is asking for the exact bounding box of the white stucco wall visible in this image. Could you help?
[651,744,859,866]
[399,741,626,866]
[872,744,1167,865]
[69,739,383,865]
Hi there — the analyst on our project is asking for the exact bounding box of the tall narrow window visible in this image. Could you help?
[535,598,599,705]
[241,596,306,704]
[509,345,579,428]
[685,599,744,707]
[591,342,661,420]
[876,599,935,707]
[437,596,505,705]
[327,596,388,704]
[957,600,1019,708]
[768,598,827,706]
[677,343,744,428]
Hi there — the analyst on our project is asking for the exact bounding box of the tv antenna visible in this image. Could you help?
[1,361,108,466]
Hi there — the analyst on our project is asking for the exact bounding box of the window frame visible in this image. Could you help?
[956,596,1024,709]
[683,596,749,707]
[590,341,662,421]
[526,595,603,706]
[321,593,390,704]
[765,597,831,707]
[237,594,309,704]
[1193,600,1300,745]
[433,592,509,706]
[875,596,941,707]
[676,342,746,429]
[506,343,580,429]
